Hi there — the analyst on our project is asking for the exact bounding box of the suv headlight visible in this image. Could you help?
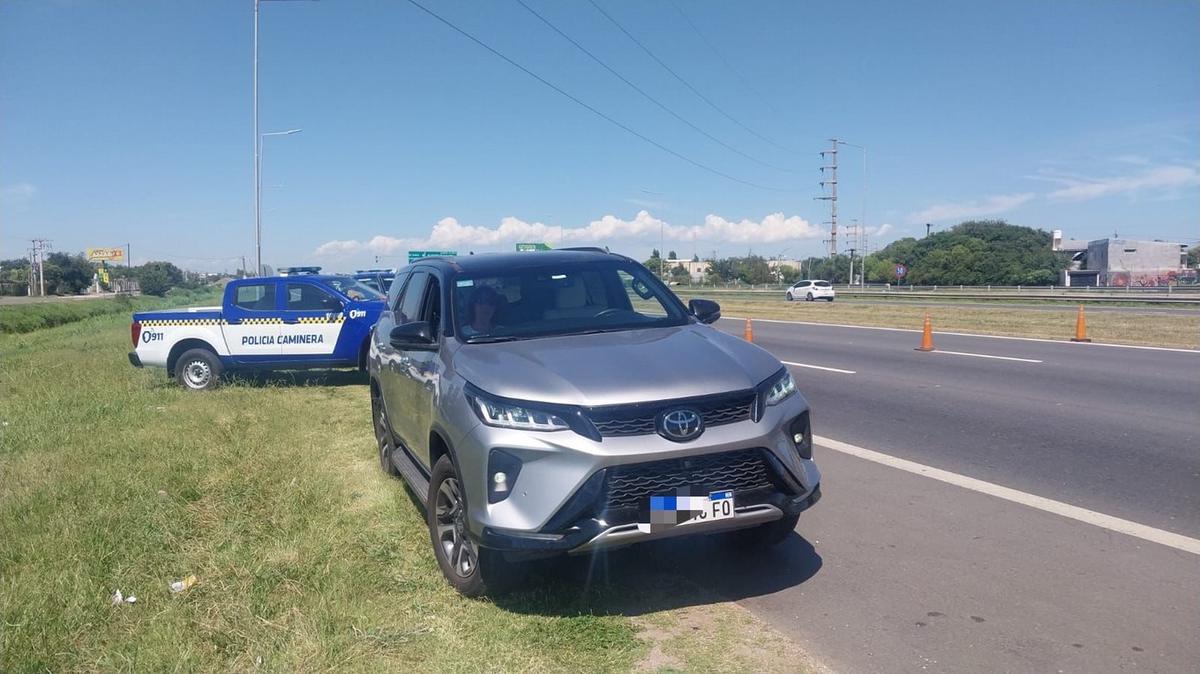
[466,387,570,432]
[764,370,797,407]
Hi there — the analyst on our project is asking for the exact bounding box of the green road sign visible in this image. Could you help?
[408,250,457,263]
[515,242,551,252]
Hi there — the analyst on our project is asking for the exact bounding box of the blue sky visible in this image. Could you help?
[1,0,1197,272]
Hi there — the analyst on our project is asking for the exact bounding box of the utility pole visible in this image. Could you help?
[847,247,857,286]
[816,139,838,257]
[126,243,131,268]
[27,248,35,296]
[926,223,932,238]
[30,239,51,296]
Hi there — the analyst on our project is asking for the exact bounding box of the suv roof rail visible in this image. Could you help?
[558,246,611,254]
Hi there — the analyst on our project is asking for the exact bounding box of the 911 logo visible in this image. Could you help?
[348,309,367,319]
[141,331,165,343]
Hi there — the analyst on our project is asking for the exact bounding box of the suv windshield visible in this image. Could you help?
[453,261,688,342]
[325,277,386,302]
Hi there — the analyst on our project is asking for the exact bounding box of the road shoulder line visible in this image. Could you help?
[814,434,1200,556]
[781,360,856,374]
[930,350,1043,363]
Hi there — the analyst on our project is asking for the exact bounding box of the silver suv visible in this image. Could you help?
[368,249,821,596]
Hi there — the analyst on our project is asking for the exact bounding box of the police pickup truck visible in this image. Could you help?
[129,269,386,389]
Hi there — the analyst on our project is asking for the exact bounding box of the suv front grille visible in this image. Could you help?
[587,391,755,438]
[603,448,774,511]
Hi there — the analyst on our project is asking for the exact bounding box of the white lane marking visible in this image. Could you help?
[722,316,1199,354]
[814,434,1200,556]
[782,360,857,375]
[930,350,1043,363]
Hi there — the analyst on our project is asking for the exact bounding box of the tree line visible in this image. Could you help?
[0,254,193,297]
[658,221,1076,286]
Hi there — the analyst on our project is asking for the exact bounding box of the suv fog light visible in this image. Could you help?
[789,412,812,460]
[492,471,509,494]
[487,450,522,504]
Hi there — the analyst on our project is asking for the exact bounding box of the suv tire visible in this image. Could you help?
[731,513,799,548]
[174,348,222,390]
[806,292,814,301]
[372,385,401,477]
[427,455,519,597]
[786,291,794,301]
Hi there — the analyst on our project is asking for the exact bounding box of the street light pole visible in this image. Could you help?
[253,0,260,275]
[258,128,302,275]
[253,0,315,276]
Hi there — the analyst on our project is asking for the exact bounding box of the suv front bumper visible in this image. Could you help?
[455,393,821,555]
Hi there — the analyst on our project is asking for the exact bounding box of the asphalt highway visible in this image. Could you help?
[705,316,1200,672]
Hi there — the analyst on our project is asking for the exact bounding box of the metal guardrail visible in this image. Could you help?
[672,284,1200,304]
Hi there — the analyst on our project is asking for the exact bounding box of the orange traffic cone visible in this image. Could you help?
[744,318,754,342]
[1070,305,1091,342]
[915,311,935,352]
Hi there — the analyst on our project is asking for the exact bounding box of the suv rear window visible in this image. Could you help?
[234,283,275,311]
[814,281,832,287]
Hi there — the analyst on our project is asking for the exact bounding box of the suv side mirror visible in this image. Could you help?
[688,298,721,324]
[390,321,436,350]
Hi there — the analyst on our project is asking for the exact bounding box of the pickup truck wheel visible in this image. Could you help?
[372,387,400,477]
[174,349,221,391]
[427,455,519,597]
[730,513,800,548]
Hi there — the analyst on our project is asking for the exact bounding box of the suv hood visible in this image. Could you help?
[452,324,782,407]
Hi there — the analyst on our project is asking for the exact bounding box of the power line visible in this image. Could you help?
[512,0,799,174]
[401,0,795,193]
[586,0,795,156]
[667,0,784,119]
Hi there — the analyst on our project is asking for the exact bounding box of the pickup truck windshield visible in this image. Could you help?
[453,261,688,342]
[325,277,386,302]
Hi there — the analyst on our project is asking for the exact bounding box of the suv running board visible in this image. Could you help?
[391,443,431,506]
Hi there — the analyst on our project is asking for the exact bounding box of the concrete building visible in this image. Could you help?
[1053,230,1192,287]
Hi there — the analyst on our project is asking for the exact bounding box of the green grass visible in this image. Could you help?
[0,313,806,672]
[0,288,222,334]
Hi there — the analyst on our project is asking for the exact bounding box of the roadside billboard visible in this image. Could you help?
[87,247,125,262]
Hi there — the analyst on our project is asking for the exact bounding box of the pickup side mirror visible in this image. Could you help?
[390,321,436,350]
[688,298,721,324]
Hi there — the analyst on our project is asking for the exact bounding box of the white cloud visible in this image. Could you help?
[869,223,894,238]
[907,193,1035,224]
[0,182,35,207]
[1043,164,1200,201]
[313,210,823,258]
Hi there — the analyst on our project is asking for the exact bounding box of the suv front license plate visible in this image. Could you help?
[638,489,735,533]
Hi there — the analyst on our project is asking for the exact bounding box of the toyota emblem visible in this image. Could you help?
[658,408,704,442]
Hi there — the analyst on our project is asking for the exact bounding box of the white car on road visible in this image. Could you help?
[786,280,836,302]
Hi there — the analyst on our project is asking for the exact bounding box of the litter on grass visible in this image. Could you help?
[110,590,137,605]
[169,575,198,593]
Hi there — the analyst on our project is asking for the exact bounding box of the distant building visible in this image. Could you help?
[1053,230,1192,287]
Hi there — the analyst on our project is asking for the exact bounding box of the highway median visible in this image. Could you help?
[677,289,1199,349]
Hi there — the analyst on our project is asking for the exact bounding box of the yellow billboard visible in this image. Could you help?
[87,247,125,262]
